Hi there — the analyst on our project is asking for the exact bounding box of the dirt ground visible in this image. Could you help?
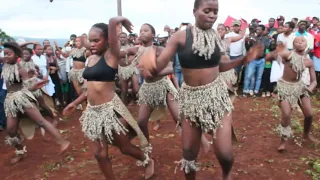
[1,95,320,180]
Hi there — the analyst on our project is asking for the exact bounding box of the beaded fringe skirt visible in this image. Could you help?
[80,94,149,148]
[178,76,234,133]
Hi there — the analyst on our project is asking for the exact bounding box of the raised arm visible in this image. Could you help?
[108,16,133,60]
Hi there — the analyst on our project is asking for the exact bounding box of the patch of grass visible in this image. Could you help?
[42,161,61,172]
[301,157,320,180]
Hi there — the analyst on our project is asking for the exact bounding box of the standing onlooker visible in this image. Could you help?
[261,40,276,97]
[277,15,285,27]
[277,21,295,49]
[45,45,63,107]
[32,44,56,96]
[312,22,320,87]
[291,20,314,52]
[225,20,246,74]
[0,48,6,131]
[268,18,278,36]
[56,48,68,106]
[272,25,284,42]
[243,25,270,96]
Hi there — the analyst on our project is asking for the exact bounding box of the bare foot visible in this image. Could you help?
[153,124,161,131]
[277,142,286,152]
[10,154,25,164]
[304,134,319,146]
[59,141,70,155]
[144,159,154,180]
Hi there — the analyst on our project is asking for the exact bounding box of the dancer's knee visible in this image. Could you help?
[93,147,109,161]
[118,143,132,156]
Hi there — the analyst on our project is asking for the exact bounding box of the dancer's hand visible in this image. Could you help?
[63,103,77,116]
[305,86,313,94]
[137,64,154,79]
[30,80,49,91]
[244,44,264,65]
[139,47,157,76]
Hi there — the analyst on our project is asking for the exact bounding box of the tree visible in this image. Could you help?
[0,29,14,43]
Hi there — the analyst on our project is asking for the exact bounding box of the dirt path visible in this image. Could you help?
[1,96,320,180]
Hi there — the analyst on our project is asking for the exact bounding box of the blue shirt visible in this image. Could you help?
[173,53,181,72]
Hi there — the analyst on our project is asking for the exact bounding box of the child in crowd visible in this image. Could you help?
[262,40,277,97]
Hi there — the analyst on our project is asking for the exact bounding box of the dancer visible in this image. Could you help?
[266,37,318,151]
[66,37,87,96]
[3,42,69,164]
[21,48,57,124]
[63,17,154,179]
[138,0,260,179]
[217,23,246,99]
[118,32,139,105]
[121,24,211,153]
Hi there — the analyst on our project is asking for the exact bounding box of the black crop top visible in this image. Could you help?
[73,55,86,63]
[177,27,221,69]
[82,56,117,82]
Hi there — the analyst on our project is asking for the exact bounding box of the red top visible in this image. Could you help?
[314,33,320,58]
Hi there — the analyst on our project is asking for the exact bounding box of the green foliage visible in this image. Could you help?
[0,29,14,43]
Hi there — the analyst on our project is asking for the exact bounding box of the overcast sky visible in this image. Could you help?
[1,0,319,38]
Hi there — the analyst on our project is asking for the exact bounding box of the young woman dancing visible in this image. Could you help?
[121,24,211,153]
[266,37,318,151]
[2,42,69,164]
[118,32,139,105]
[67,37,87,96]
[63,17,154,179]
[139,0,260,179]
[217,23,246,100]
[21,48,57,126]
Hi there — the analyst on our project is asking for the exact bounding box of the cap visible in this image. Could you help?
[232,20,241,26]
[251,18,261,23]
[312,17,319,21]
[277,15,285,21]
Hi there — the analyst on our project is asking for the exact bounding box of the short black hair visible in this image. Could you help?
[143,23,156,35]
[269,18,275,21]
[92,23,109,40]
[258,25,265,31]
[22,47,33,55]
[194,0,216,9]
[119,32,127,37]
[3,42,22,57]
[285,22,295,29]
[70,34,77,38]
[292,17,298,22]
[44,45,52,51]
[33,44,42,50]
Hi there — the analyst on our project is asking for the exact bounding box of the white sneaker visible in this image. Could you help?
[266,92,271,97]
[249,90,254,96]
[262,92,266,97]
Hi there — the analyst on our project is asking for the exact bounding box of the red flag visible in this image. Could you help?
[224,16,236,27]
[240,18,248,30]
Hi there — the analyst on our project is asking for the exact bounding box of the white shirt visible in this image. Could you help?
[225,32,245,56]
[31,54,55,96]
[65,56,73,73]
[277,33,295,50]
